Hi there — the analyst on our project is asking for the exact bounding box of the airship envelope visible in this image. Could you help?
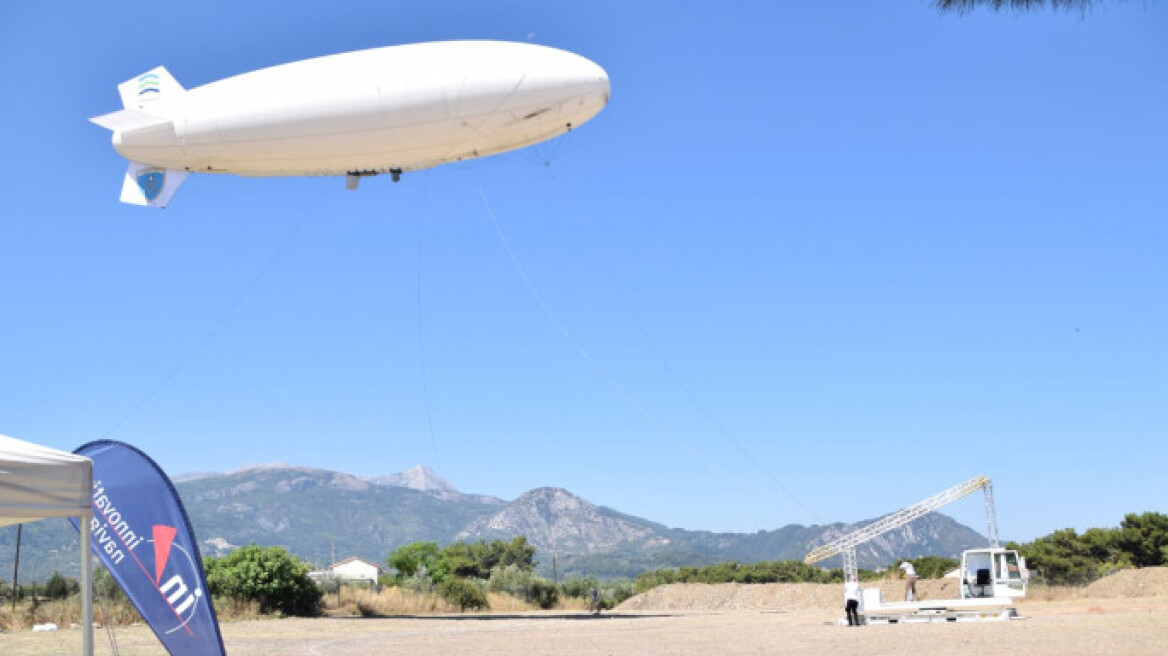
[91,41,611,207]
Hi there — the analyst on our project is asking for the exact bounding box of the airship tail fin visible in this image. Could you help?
[90,66,188,207]
[89,108,172,132]
[119,161,189,209]
[116,66,186,110]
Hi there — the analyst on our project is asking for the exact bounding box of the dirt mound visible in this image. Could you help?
[617,570,1168,612]
[617,579,958,613]
[617,583,836,612]
[1084,567,1168,598]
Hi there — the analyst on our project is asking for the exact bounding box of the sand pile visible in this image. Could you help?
[618,569,1168,613]
[617,582,838,612]
[617,579,958,613]
[1084,567,1168,598]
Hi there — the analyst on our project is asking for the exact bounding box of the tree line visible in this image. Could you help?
[6,511,1163,619]
[1007,511,1168,585]
[0,571,80,602]
[630,555,960,592]
[385,536,576,610]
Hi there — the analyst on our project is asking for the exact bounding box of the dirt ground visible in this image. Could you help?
[4,572,1167,655]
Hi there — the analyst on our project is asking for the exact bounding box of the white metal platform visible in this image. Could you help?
[855,588,1019,624]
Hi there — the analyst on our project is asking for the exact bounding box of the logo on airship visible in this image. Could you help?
[137,170,165,201]
[137,72,161,97]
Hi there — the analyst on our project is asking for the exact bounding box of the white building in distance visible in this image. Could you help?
[311,557,383,587]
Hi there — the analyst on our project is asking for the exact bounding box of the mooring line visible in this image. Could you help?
[101,187,332,439]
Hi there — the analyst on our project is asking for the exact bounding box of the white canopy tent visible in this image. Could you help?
[0,433,93,655]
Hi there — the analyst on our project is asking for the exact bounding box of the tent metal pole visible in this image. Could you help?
[82,512,93,656]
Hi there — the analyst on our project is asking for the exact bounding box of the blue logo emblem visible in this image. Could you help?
[137,73,161,97]
[138,171,165,201]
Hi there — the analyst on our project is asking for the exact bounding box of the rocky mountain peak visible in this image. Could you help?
[5,463,988,582]
[457,487,660,554]
[368,465,459,494]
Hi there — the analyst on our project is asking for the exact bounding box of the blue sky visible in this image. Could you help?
[1,1,1165,543]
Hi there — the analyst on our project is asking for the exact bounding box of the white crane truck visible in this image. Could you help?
[804,475,1027,624]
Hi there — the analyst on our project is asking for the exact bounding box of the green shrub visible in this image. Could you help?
[92,566,126,603]
[441,537,538,579]
[557,577,637,609]
[559,576,600,599]
[900,556,959,579]
[487,564,559,608]
[315,574,342,598]
[398,566,438,593]
[438,577,489,611]
[527,579,559,609]
[607,580,637,606]
[387,542,450,583]
[44,572,80,600]
[204,544,322,616]
[634,560,843,592]
[1117,512,1168,568]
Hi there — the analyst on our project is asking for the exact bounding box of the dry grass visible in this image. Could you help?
[215,597,265,622]
[1,586,603,632]
[319,585,593,617]
[0,594,269,630]
[0,598,107,631]
[323,586,461,617]
[93,598,144,626]
[484,592,532,612]
[556,596,590,611]
[1020,584,1087,603]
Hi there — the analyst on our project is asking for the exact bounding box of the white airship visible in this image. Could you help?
[91,41,611,208]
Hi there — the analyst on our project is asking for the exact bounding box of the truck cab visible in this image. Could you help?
[960,547,1027,599]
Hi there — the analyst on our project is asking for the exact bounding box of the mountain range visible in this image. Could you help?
[0,464,988,582]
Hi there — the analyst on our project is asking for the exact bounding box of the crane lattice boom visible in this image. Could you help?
[805,475,994,566]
